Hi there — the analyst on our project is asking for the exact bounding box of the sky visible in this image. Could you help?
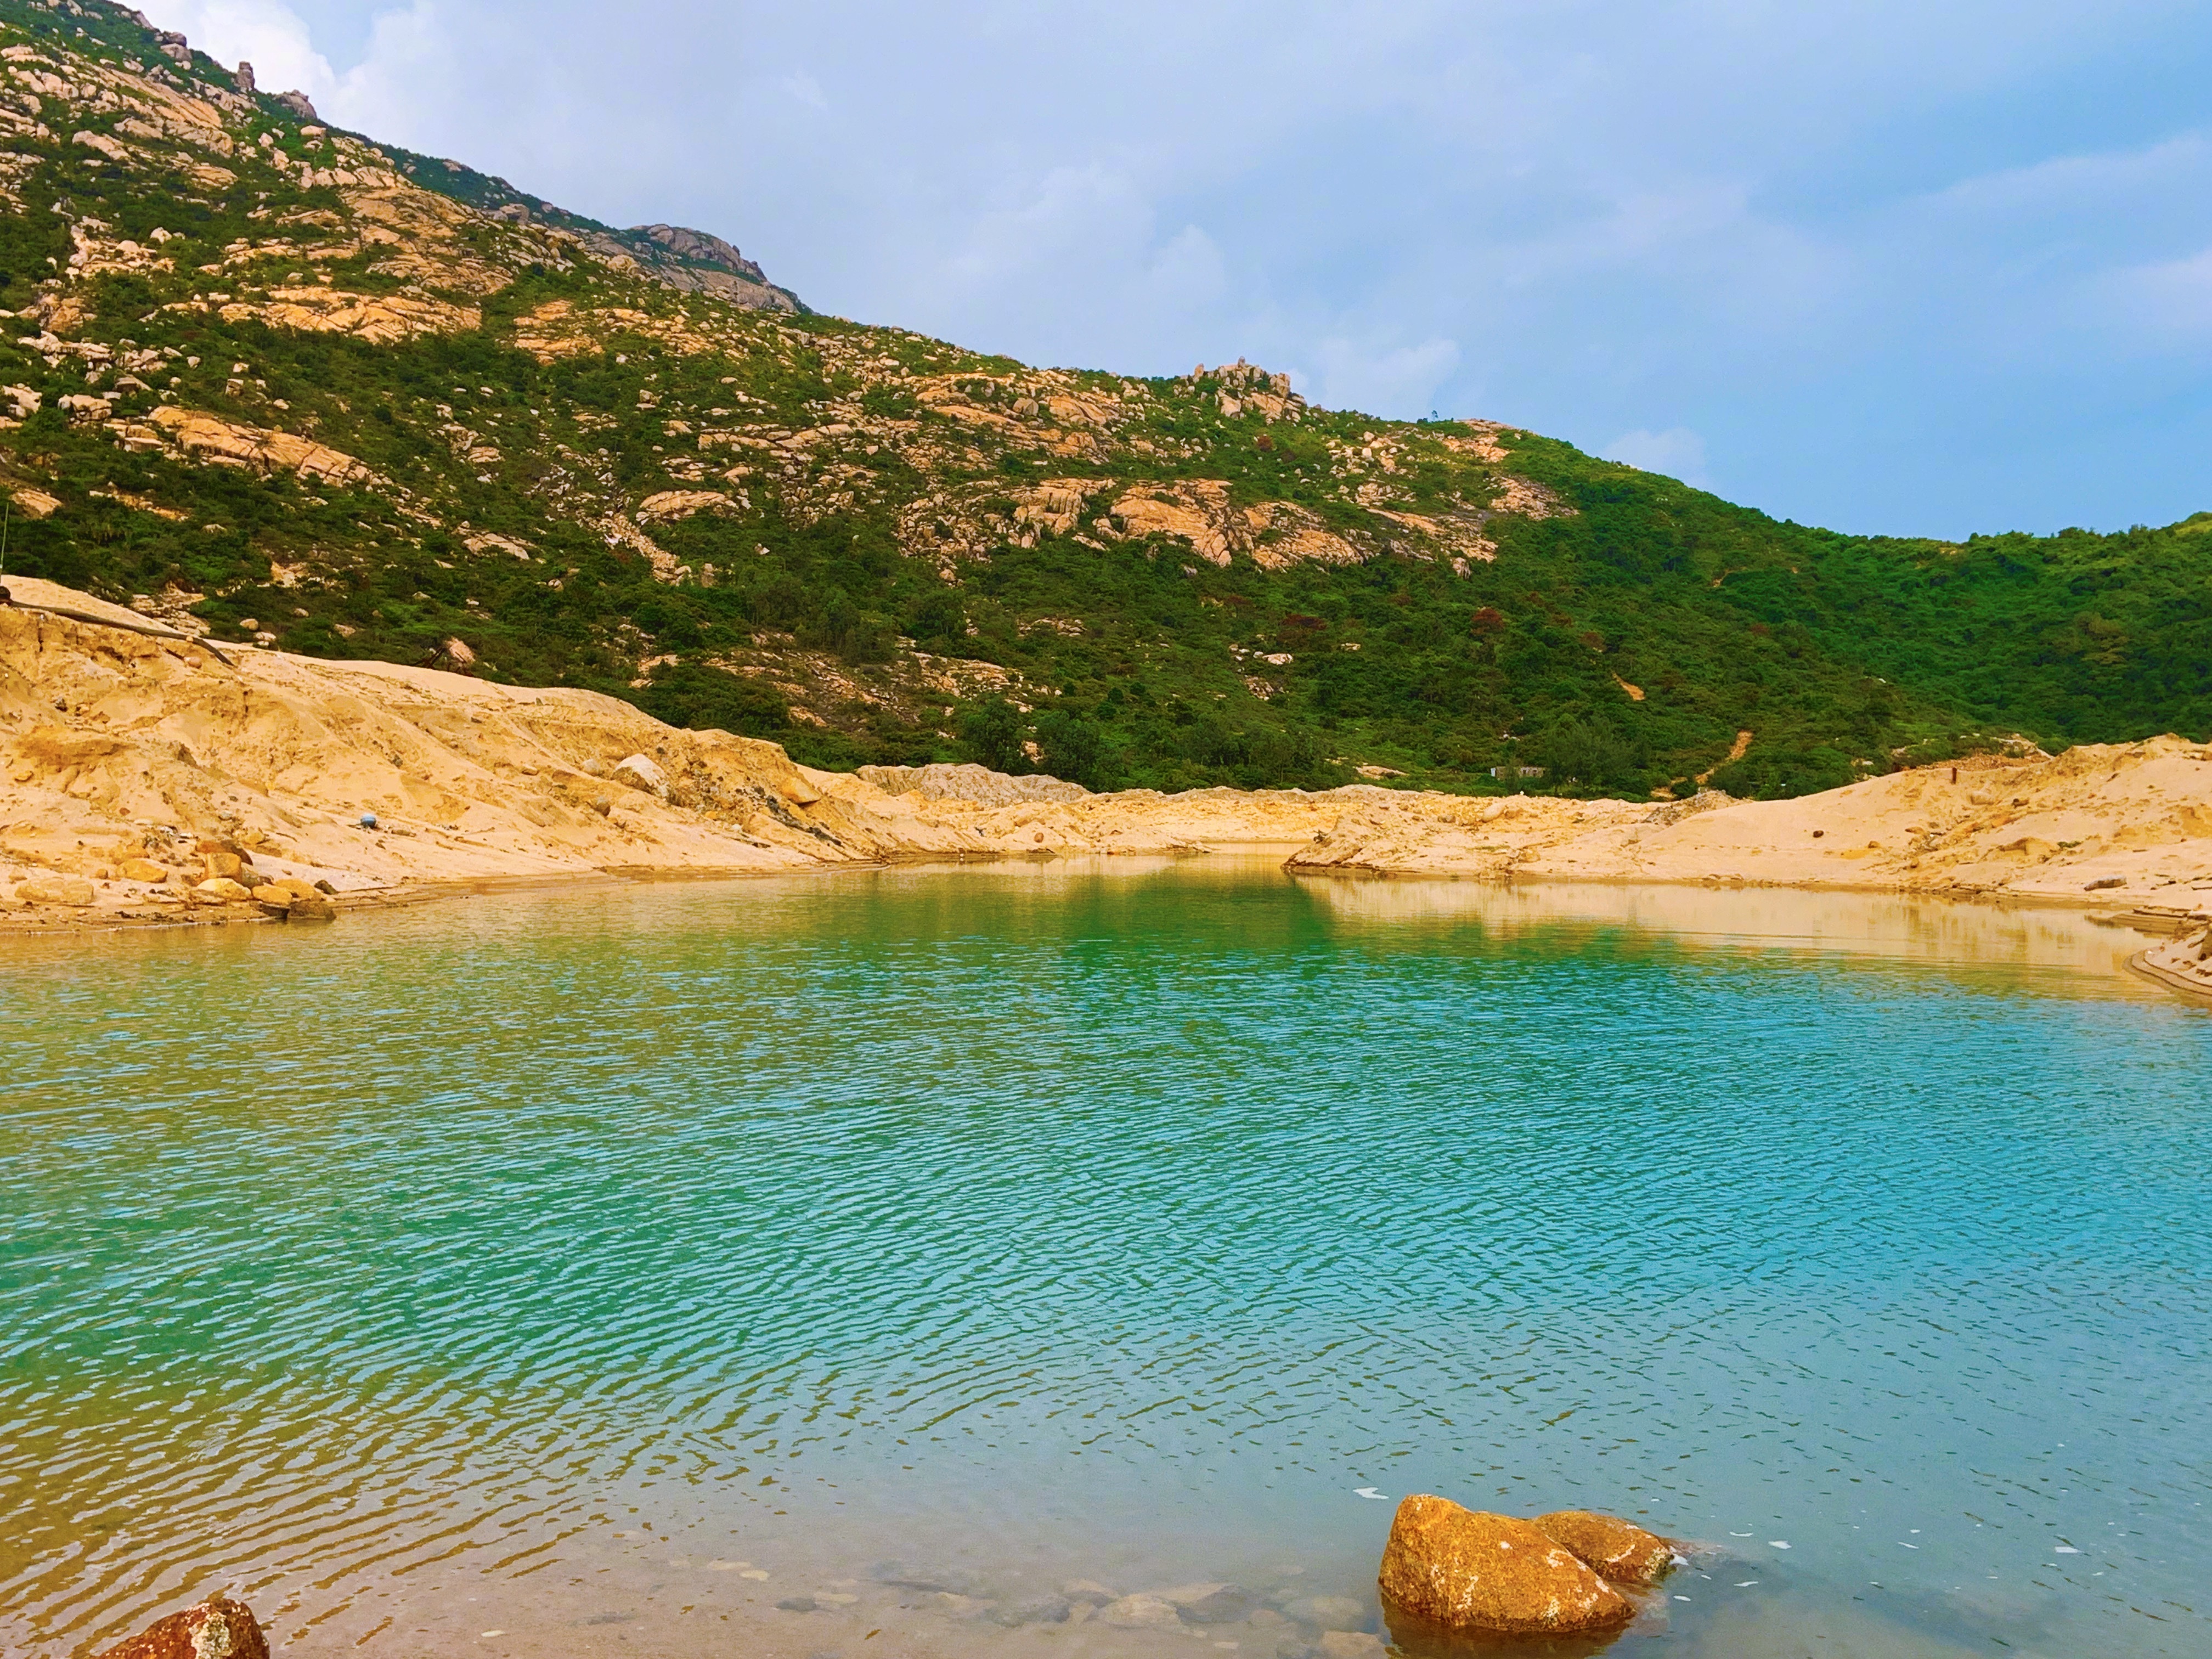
[137,0,2212,539]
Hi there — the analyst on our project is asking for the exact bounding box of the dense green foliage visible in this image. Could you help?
[1,0,2205,800]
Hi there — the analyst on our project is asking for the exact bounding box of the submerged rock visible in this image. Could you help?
[1533,1510,1676,1587]
[1158,1581,1254,1623]
[1378,1495,1631,1637]
[1278,1593,1367,1632]
[871,1561,997,1599]
[93,1594,268,1659]
[989,1593,1071,1627]
[1097,1592,1182,1629]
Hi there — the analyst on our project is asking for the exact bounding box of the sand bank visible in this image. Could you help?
[4,581,2210,962]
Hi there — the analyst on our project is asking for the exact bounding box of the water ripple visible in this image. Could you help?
[3,868,2209,1657]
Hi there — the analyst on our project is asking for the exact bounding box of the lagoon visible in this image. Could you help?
[3,863,2209,1658]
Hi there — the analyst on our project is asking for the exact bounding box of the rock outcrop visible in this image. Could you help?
[93,1593,268,1659]
[1377,1496,1632,1637]
[856,762,1090,805]
[1533,1510,1676,1588]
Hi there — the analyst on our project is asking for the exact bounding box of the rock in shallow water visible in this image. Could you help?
[1159,1581,1254,1623]
[989,1593,1071,1627]
[93,1594,268,1659]
[1279,1594,1367,1632]
[1533,1509,1676,1587]
[1378,1494,1632,1637]
[870,1560,997,1599]
[1097,1592,1182,1629]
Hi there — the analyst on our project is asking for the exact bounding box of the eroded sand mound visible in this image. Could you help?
[1285,742,2212,906]
[5,581,2212,944]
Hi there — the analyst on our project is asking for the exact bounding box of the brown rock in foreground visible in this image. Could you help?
[93,1594,268,1659]
[1533,1510,1676,1588]
[1379,1495,1632,1637]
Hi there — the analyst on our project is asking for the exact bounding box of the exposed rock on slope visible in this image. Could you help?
[857,762,1090,805]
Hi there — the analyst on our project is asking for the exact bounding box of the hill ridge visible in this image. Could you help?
[0,0,2206,799]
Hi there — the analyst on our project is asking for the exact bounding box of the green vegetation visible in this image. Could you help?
[1,0,2205,800]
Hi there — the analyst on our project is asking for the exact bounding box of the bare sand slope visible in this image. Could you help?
[0,588,950,927]
[0,582,1351,928]
[5,581,2212,942]
[1285,741,2212,908]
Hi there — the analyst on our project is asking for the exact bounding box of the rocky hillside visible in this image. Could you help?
[1,0,2207,799]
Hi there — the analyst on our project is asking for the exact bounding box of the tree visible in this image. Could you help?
[960,696,1030,773]
[1036,709,1115,788]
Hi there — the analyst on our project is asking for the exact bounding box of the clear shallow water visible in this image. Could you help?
[3,863,2210,1659]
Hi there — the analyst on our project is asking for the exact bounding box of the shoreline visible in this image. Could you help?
[7,582,2211,969]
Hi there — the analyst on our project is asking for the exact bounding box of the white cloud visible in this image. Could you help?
[152,0,336,98]
[781,71,827,111]
[1603,428,1711,488]
[2103,245,2212,342]
[1306,337,1462,421]
[1141,225,1228,314]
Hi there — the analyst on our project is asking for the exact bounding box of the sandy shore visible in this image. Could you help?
[5,579,2210,974]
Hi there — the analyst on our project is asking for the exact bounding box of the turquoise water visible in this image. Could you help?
[3,864,2209,1659]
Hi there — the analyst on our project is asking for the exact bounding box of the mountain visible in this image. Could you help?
[1,0,2207,798]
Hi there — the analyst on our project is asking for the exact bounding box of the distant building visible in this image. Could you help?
[1490,765,1546,779]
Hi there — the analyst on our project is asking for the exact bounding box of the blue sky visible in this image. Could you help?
[144,1,2212,538]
